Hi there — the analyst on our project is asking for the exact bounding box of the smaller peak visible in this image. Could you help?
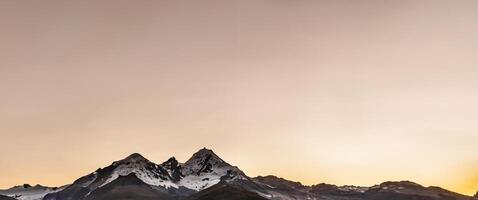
[31,184,47,188]
[254,176,306,189]
[379,181,422,188]
[196,147,214,154]
[312,183,337,188]
[167,156,177,162]
[126,153,145,159]
[161,156,179,166]
[183,147,236,176]
[9,184,49,190]
[8,184,29,189]
[114,153,150,165]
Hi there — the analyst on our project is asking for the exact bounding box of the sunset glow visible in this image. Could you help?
[1,0,477,196]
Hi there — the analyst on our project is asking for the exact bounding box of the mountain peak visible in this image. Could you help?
[183,148,229,176]
[190,148,222,160]
[8,184,49,190]
[379,181,422,189]
[253,176,307,190]
[195,147,216,156]
[126,152,147,160]
[115,153,149,165]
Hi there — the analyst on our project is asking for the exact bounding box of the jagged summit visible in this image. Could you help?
[161,157,182,182]
[161,156,179,167]
[183,148,231,176]
[188,148,221,161]
[178,148,247,190]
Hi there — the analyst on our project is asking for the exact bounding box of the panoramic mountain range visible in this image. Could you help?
[1,148,476,200]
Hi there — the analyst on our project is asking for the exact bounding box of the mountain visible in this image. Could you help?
[0,184,66,200]
[362,181,470,200]
[250,176,471,200]
[179,148,247,191]
[3,148,475,200]
[44,148,250,200]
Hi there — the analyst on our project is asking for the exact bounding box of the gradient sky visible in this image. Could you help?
[1,0,478,195]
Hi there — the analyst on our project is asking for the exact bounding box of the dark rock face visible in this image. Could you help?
[363,181,470,200]
[309,183,346,195]
[161,157,183,182]
[44,165,116,200]
[84,174,174,200]
[184,183,268,200]
[253,176,307,190]
[325,181,470,200]
[251,175,314,199]
[0,195,16,200]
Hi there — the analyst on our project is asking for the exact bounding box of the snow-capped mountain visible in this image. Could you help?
[3,148,476,200]
[43,148,247,200]
[0,184,66,200]
[43,152,188,200]
[97,153,179,189]
[180,148,247,190]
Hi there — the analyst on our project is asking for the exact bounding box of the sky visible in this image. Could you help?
[1,0,478,195]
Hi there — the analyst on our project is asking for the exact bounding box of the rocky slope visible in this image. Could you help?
[0,195,17,200]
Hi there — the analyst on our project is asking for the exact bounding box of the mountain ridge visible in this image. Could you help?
[1,148,476,200]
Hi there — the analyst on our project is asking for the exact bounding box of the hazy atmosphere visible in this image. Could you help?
[1,0,478,195]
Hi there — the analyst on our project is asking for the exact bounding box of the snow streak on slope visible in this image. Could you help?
[179,148,247,191]
[98,153,179,189]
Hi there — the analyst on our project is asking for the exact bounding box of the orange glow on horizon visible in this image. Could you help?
[1,0,477,196]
